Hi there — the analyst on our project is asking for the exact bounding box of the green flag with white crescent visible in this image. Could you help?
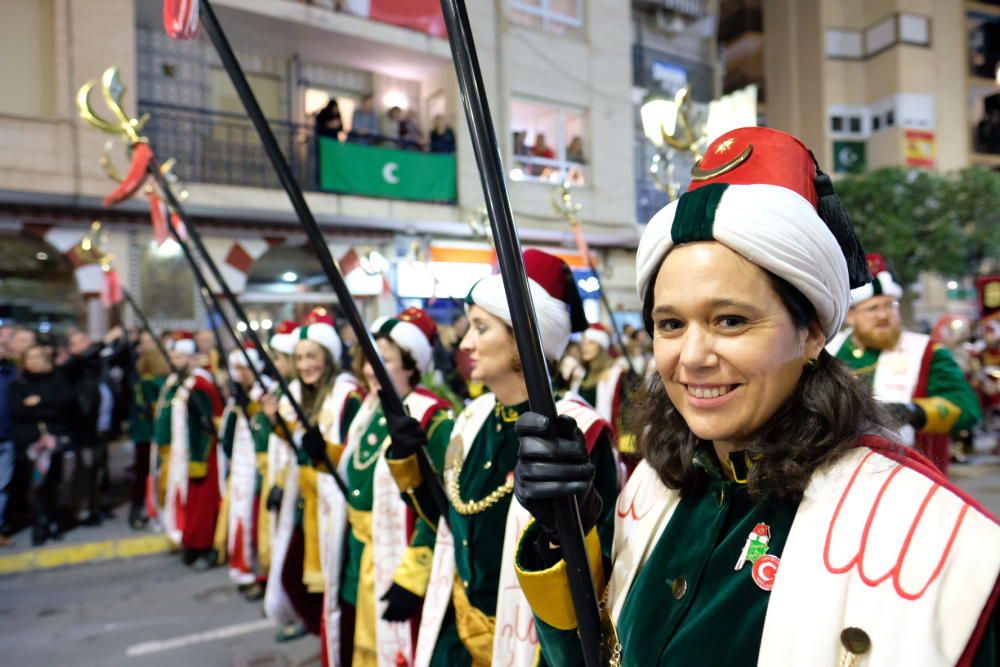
[318,137,457,202]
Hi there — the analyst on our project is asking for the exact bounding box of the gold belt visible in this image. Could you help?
[346,506,373,544]
[451,576,495,667]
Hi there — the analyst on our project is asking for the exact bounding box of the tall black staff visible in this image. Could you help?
[439,0,602,662]
[76,68,347,495]
[122,289,178,375]
[194,0,450,521]
[150,160,351,497]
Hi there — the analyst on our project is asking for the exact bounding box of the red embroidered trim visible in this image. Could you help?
[823,449,971,600]
[616,477,653,521]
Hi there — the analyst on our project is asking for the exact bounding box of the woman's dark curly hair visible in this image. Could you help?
[633,266,891,503]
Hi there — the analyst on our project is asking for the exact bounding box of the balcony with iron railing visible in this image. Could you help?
[138,101,457,203]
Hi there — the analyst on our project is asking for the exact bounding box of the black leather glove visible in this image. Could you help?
[514,412,602,543]
[385,402,428,460]
[266,485,283,512]
[886,402,927,430]
[232,382,250,411]
[380,583,423,622]
[302,426,329,468]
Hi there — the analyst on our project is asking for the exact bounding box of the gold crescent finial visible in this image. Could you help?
[77,66,145,144]
[690,144,753,182]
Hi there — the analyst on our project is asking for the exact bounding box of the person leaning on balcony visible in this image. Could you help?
[429,114,456,154]
[381,106,403,148]
[510,127,1000,667]
[348,94,379,144]
[315,99,343,141]
[400,109,425,150]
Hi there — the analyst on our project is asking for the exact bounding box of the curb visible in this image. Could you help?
[0,534,174,575]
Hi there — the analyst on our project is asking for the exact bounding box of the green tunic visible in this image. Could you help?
[340,398,454,606]
[835,334,981,432]
[429,399,619,667]
[523,449,1000,667]
[130,375,165,444]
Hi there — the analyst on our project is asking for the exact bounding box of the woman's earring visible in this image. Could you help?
[804,357,819,369]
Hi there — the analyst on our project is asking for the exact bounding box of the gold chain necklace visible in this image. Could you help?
[444,401,520,515]
[352,434,389,471]
[445,450,513,515]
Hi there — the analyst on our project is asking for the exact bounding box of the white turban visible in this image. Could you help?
[467,274,572,361]
[229,348,264,373]
[850,270,902,305]
[371,316,434,373]
[636,183,850,340]
[292,322,343,363]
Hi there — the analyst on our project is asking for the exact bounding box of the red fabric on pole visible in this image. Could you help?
[104,143,153,207]
[369,0,445,37]
[101,269,123,307]
[164,0,200,40]
[148,192,169,246]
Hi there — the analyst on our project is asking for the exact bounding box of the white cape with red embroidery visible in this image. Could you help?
[607,442,1000,666]
[414,393,607,667]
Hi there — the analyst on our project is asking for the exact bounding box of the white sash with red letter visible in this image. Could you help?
[415,394,608,667]
[606,445,1000,666]
[759,444,1000,666]
[226,402,260,585]
[606,460,680,622]
[163,373,199,546]
[369,389,450,667]
[262,427,300,625]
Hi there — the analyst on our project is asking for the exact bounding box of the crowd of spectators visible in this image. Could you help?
[0,325,131,546]
[315,93,456,154]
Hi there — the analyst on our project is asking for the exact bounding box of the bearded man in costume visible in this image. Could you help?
[828,256,981,473]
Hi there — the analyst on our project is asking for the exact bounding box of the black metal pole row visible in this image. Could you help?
[196,0,450,523]
[438,0,602,662]
[149,174,349,497]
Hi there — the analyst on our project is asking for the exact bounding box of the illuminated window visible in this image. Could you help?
[508,0,584,35]
[509,98,587,185]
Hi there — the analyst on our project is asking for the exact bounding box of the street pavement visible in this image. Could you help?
[0,553,319,667]
[0,438,998,666]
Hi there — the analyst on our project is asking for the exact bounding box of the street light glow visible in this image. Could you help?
[282,271,298,282]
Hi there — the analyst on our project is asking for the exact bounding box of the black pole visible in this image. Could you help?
[195,0,450,522]
[152,183,348,497]
[438,1,602,662]
[122,289,178,375]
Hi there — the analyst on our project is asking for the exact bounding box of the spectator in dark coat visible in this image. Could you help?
[429,114,456,154]
[60,328,128,525]
[9,344,76,545]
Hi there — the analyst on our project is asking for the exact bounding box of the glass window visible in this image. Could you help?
[139,237,195,321]
[849,116,862,133]
[507,0,584,35]
[831,116,844,132]
[886,110,895,127]
[509,98,587,185]
[872,115,881,131]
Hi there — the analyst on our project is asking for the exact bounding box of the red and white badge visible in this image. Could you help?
[751,554,780,591]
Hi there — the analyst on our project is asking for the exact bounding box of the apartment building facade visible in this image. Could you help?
[0,0,639,336]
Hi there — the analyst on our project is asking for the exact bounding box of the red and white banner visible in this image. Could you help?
[101,269,124,307]
[164,0,200,40]
[343,0,445,38]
